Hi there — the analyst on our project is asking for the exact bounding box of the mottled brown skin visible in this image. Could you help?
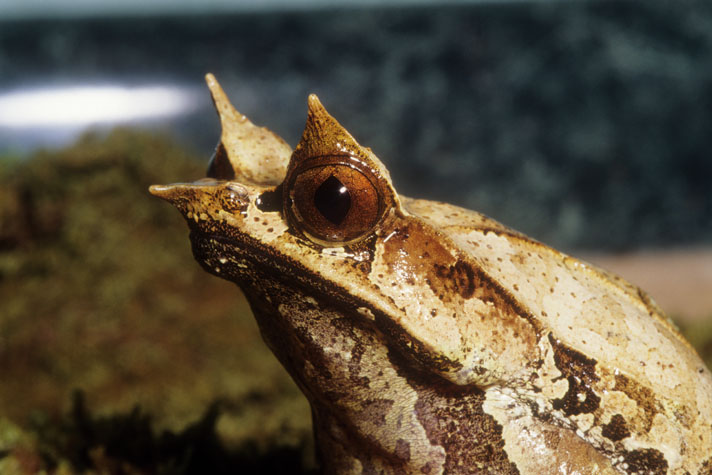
[151,74,712,473]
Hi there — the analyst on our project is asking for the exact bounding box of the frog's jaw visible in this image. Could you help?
[212,256,453,474]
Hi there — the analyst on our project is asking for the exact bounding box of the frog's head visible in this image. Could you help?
[150,75,538,395]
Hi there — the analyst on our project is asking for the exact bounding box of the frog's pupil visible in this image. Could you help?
[314,175,351,225]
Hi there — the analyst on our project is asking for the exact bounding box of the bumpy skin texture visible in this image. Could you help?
[151,74,712,474]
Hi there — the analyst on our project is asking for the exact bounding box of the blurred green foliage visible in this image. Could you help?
[0,130,313,473]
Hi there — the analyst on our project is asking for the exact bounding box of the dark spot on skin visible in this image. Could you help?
[360,398,394,427]
[622,448,668,474]
[548,333,599,384]
[356,261,371,273]
[700,457,712,474]
[551,375,601,416]
[395,438,411,462]
[434,259,476,299]
[548,333,601,416]
[601,414,631,442]
[420,462,435,474]
[613,373,661,432]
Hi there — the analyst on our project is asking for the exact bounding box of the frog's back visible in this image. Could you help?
[405,197,712,472]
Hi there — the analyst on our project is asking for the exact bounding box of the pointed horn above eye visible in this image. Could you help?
[287,93,403,213]
[206,73,238,128]
[292,94,365,162]
[204,73,292,186]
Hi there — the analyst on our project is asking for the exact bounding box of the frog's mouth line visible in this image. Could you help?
[188,230,348,303]
[191,229,466,377]
[189,228,384,333]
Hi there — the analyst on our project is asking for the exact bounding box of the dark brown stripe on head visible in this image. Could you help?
[622,448,668,474]
[548,333,601,416]
[601,414,631,442]
[613,373,661,433]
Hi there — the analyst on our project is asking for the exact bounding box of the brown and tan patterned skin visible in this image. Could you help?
[151,74,712,474]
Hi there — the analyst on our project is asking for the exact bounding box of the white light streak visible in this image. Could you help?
[0,84,200,128]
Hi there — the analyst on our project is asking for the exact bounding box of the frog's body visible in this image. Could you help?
[151,74,712,474]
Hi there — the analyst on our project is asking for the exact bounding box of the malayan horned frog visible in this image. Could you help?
[151,74,712,474]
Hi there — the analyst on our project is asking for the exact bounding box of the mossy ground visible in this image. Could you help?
[0,130,710,473]
[0,130,314,473]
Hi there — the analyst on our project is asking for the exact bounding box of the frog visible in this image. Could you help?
[150,74,712,474]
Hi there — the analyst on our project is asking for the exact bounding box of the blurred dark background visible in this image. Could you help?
[2,0,711,251]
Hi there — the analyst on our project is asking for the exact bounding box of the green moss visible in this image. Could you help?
[0,130,313,473]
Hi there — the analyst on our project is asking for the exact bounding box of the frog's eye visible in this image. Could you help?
[286,160,383,244]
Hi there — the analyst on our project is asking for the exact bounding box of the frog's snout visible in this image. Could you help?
[148,184,176,201]
[149,178,224,201]
[149,180,253,227]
